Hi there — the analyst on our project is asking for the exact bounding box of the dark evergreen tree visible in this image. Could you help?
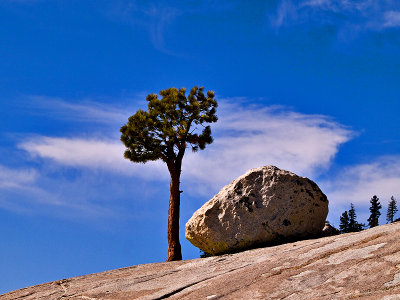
[339,210,350,233]
[386,196,398,223]
[120,87,218,261]
[367,195,382,228]
[356,223,365,231]
[348,203,364,232]
[348,203,356,231]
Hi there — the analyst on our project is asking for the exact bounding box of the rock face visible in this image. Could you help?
[322,221,340,236]
[2,223,400,299]
[185,166,328,255]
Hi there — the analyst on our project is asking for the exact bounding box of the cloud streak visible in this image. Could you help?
[0,162,133,218]
[106,1,181,55]
[0,164,68,212]
[26,96,131,124]
[14,98,399,226]
[183,102,353,190]
[12,97,363,221]
[18,100,354,194]
[0,165,38,189]
[318,155,400,227]
[322,156,400,210]
[384,11,400,28]
[105,1,236,55]
[19,137,168,179]
[270,0,400,34]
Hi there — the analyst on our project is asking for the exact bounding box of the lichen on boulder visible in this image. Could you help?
[185,165,328,255]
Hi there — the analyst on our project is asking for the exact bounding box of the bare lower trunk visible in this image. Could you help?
[166,165,182,261]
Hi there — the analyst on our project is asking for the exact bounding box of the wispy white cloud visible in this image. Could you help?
[272,0,300,29]
[18,137,168,179]
[270,0,400,33]
[18,99,354,195]
[146,6,180,54]
[26,96,132,124]
[0,162,133,218]
[0,165,37,189]
[323,156,400,206]
[301,0,375,12]
[321,156,400,223]
[383,11,400,28]
[0,164,67,211]
[105,1,236,55]
[183,101,353,191]
[10,98,400,226]
[107,2,181,55]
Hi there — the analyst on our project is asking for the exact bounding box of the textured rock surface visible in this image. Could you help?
[2,223,400,299]
[322,221,340,236]
[186,165,328,255]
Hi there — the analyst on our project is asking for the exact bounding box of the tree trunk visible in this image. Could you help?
[166,162,182,261]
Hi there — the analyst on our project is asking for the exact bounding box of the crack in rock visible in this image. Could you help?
[153,280,206,300]
[56,279,69,300]
[133,270,180,284]
[153,264,251,299]
[385,272,400,288]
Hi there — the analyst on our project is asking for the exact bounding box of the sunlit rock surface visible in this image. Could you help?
[186,165,328,255]
[2,223,400,299]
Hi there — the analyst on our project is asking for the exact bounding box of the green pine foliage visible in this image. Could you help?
[348,203,364,232]
[386,196,398,224]
[367,195,382,228]
[120,87,218,163]
[339,203,364,233]
[348,203,356,231]
[339,195,398,233]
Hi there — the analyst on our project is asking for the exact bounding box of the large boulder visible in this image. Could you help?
[185,165,328,255]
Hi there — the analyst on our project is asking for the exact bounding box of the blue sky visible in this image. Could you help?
[1,0,400,293]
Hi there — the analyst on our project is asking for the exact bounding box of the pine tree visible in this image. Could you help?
[386,196,398,223]
[348,203,364,232]
[348,203,356,231]
[339,210,350,233]
[367,195,382,228]
[120,86,218,261]
[355,222,365,232]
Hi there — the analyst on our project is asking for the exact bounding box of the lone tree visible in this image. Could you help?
[120,86,218,261]
[367,195,382,228]
[386,196,398,223]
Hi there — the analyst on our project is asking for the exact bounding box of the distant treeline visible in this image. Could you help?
[339,195,398,233]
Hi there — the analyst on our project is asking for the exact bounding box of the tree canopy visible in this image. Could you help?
[120,87,218,164]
